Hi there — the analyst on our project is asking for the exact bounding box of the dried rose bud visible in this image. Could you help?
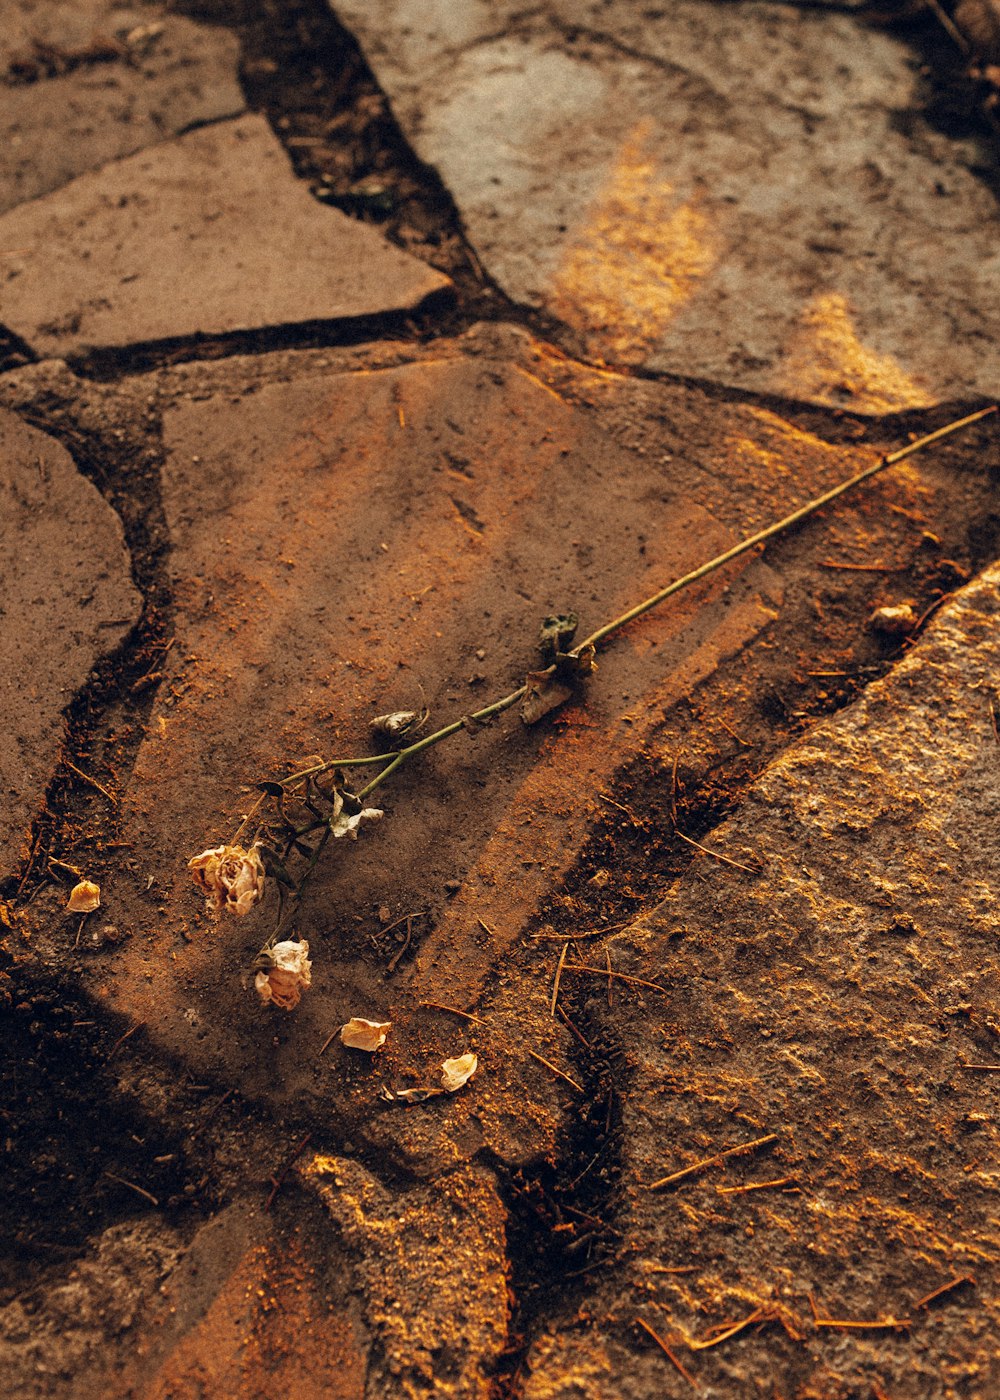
[441,1052,478,1093]
[254,939,312,1012]
[370,710,424,740]
[188,843,265,916]
[66,879,100,914]
[341,1017,391,1051]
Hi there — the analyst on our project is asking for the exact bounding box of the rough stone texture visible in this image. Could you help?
[305,1156,507,1400]
[0,407,141,874]
[0,1219,184,1399]
[0,1199,371,1399]
[331,0,1000,409]
[0,2,245,214]
[522,566,1000,1398]
[0,113,451,358]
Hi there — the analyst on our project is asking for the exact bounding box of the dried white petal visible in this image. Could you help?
[255,939,312,1012]
[188,843,265,916]
[330,805,384,840]
[67,879,100,914]
[441,1052,478,1093]
[341,1017,391,1051]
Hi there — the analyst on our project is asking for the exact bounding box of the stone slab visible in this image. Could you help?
[0,407,141,875]
[0,3,245,214]
[42,328,801,1107]
[524,564,1000,1398]
[0,113,451,358]
[332,0,1000,409]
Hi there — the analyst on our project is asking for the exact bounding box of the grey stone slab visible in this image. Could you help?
[332,0,1000,409]
[0,114,451,357]
[0,3,245,214]
[0,407,141,873]
[523,563,1000,1398]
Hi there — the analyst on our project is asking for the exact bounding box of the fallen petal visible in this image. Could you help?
[441,1052,478,1092]
[341,1017,392,1051]
[67,879,101,914]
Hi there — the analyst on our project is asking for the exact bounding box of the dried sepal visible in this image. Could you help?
[379,1085,445,1104]
[188,843,266,916]
[341,1017,391,1051]
[521,670,574,725]
[67,879,100,914]
[521,644,597,726]
[254,939,312,1012]
[441,1052,478,1092]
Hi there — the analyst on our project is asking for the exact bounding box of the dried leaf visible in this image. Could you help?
[66,879,100,914]
[441,1052,478,1092]
[539,613,579,662]
[341,1017,391,1051]
[521,670,574,725]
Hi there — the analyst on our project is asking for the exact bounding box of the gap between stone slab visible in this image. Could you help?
[0,404,173,908]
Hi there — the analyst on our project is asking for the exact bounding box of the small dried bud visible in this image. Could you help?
[188,843,265,916]
[254,939,312,1012]
[370,709,425,739]
[441,1052,478,1093]
[67,879,100,914]
[868,602,917,638]
[341,1017,391,1051]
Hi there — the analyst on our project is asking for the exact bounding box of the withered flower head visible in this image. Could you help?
[188,843,265,916]
[66,879,101,914]
[254,939,312,1012]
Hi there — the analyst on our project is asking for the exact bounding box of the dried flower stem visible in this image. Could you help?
[235,407,993,944]
[318,406,996,800]
[574,405,996,654]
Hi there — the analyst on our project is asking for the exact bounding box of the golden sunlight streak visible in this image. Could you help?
[777,291,933,413]
[549,118,718,363]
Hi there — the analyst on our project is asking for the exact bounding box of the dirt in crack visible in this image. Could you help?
[484,1008,627,1399]
[1,395,173,907]
[170,0,510,321]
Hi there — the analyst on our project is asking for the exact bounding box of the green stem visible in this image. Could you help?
[575,405,997,655]
[282,751,399,785]
[356,685,528,798]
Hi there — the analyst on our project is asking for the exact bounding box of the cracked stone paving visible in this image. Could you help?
[1,2,999,1398]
